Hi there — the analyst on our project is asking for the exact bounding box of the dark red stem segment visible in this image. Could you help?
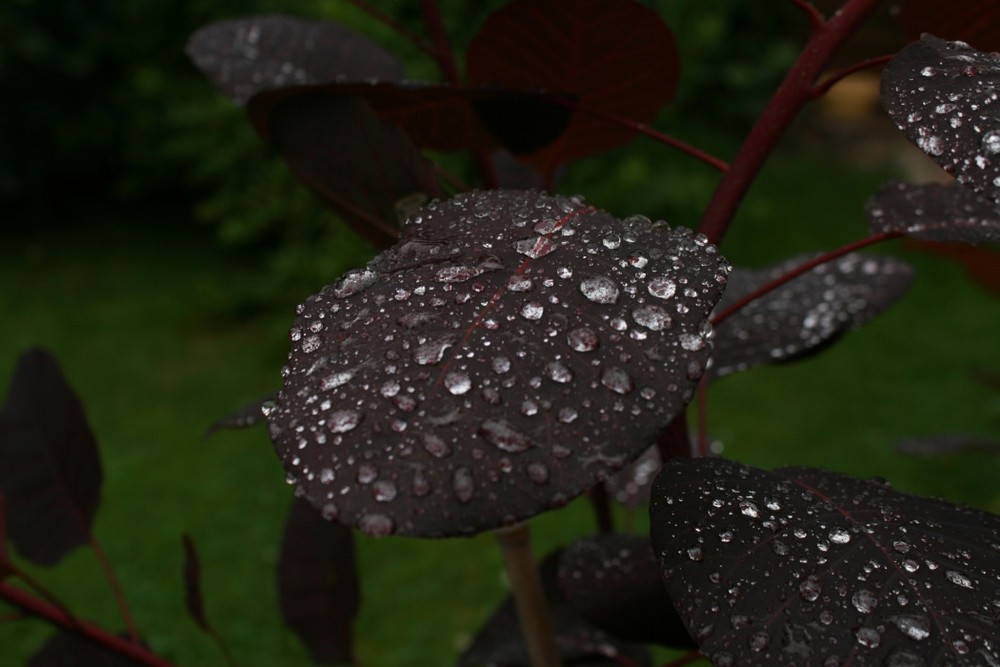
[0,581,177,667]
[698,0,885,245]
[710,231,902,327]
[587,483,614,534]
[790,0,825,29]
[344,0,437,55]
[811,54,895,98]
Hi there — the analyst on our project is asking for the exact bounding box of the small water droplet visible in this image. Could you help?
[648,277,677,299]
[829,528,851,544]
[373,480,397,502]
[983,130,1000,155]
[890,614,931,641]
[329,409,362,433]
[602,233,621,249]
[719,529,734,543]
[679,333,706,351]
[321,370,353,391]
[855,626,881,649]
[600,367,634,394]
[413,335,457,365]
[321,502,338,520]
[852,589,878,614]
[358,513,394,537]
[687,546,704,561]
[331,269,377,298]
[544,361,574,383]
[526,462,549,484]
[579,276,620,304]
[557,406,578,423]
[421,433,452,458]
[632,305,672,330]
[479,419,532,452]
[772,540,789,556]
[567,327,599,352]
[444,371,472,395]
[301,335,321,353]
[492,356,512,374]
[740,501,759,518]
[520,301,544,320]
[507,274,534,292]
[748,631,769,652]
[799,575,821,602]
[453,467,474,503]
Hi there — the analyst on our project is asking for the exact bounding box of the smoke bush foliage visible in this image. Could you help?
[2,1,1000,666]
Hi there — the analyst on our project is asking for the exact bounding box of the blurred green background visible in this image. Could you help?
[2,1,998,666]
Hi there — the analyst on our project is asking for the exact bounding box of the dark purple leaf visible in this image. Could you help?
[459,550,652,667]
[186,14,403,104]
[278,496,358,665]
[256,93,446,248]
[605,414,691,511]
[28,631,143,667]
[881,35,1000,203]
[650,457,1000,667]
[896,434,1000,457]
[896,0,1000,52]
[266,190,729,537]
[557,534,691,648]
[181,534,209,632]
[203,393,275,438]
[0,349,101,566]
[866,181,1000,243]
[465,0,679,174]
[710,253,913,379]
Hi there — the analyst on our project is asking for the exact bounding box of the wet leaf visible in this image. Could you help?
[181,534,209,632]
[459,550,652,667]
[203,393,275,438]
[896,434,1000,457]
[866,181,1000,243]
[710,253,913,379]
[650,457,1000,667]
[277,496,358,665]
[0,349,101,566]
[466,0,679,174]
[557,534,692,647]
[881,35,1000,203]
[267,191,729,537]
[28,631,144,667]
[186,14,403,104]
[255,93,446,248]
[896,0,1000,52]
[605,414,691,510]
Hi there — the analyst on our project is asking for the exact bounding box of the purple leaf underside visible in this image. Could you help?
[867,181,1000,243]
[266,190,729,538]
[650,457,1000,667]
[710,253,913,379]
[0,348,102,566]
[186,14,403,104]
[881,35,1000,203]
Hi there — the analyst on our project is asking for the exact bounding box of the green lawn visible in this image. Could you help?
[2,145,999,666]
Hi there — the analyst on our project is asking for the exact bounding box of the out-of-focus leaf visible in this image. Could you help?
[710,254,913,379]
[881,35,1000,203]
[186,14,403,104]
[650,457,1000,667]
[605,414,691,510]
[466,0,679,174]
[0,349,101,566]
[557,534,692,648]
[896,434,1000,457]
[278,496,358,665]
[896,0,1000,52]
[459,550,652,666]
[256,93,446,248]
[28,631,143,667]
[181,534,209,632]
[866,181,1000,243]
[266,190,729,538]
[906,239,1000,298]
[203,394,275,438]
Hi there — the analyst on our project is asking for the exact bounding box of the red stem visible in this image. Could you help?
[710,231,902,327]
[343,0,437,56]
[790,0,825,29]
[811,54,895,98]
[695,375,710,458]
[89,535,140,642]
[697,0,885,245]
[0,581,177,667]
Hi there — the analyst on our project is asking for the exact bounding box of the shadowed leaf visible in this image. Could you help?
[186,14,403,104]
[605,414,691,511]
[266,191,729,538]
[466,0,679,174]
[28,631,144,667]
[557,534,692,647]
[650,457,1000,667]
[896,0,1000,52]
[278,496,358,665]
[866,181,1000,243]
[896,434,1000,457]
[881,36,1000,203]
[256,93,446,248]
[710,253,913,379]
[203,394,275,438]
[181,534,209,632]
[0,349,101,566]
[459,550,652,667]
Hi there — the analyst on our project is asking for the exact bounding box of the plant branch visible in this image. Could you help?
[0,581,177,667]
[587,483,614,534]
[710,231,902,327]
[343,0,438,57]
[89,535,140,642]
[697,0,885,245]
[811,54,895,98]
[789,0,825,30]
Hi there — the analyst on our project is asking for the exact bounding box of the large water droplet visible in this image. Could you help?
[507,274,533,292]
[414,335,457,365]
[855,626,881,649]
[435,264,483,283]
[329,409,362,433]
[890,614,931,641]
[301,335,321,353]
[983,130,1000,155]
[601,367,634,394]
[331,269,377,298]
[632,305,672,330]
[829,528,851,544]
[579,276,620,304]
[444,371,472,395]
[567,327,599,352]
[648,277,677,299]
[321,370,354,391]
[545,361,574,383]
[492,356,512,374]
[479,419,532,452]
[679,333,706,351]
[373,480,398,502]
[739,500,759,518]
[945,570,974,589]
[852,589,878,614]
[515,236,559,258]
[799,576,821,602]
[520,301,544,320]
[421,433,452,458]
[453,467,474,503]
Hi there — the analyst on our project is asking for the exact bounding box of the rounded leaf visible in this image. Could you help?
[866,180,1000,243]
[267,190,729,537]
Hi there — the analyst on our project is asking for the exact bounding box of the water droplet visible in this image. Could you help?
[380,380,400,397]
[515,236,559,258]
[358,513,394,537]
[740,501,759,518]
[983,130,1000,155]
[852,589,878,614]
[413,335,457,365]
[329,409,362,433]
[373,480,397,502]
[421,433,452,458]
[772,540,789,556]
[331,269,377,298]
[521,400,538,416]
[679,333,706,351]
[567,327,599,352]
[602,233,621,249]
[902,559,920,573]
[301,335,321,353]
[526,462,549,484]
[579,276,620,304]
[601,367,634,394]
[453,467,474,503]
[730,615,750,630]
[719,529,734,543]
[397,311,438,328]
[444,371,472,395]
[917,134,944,156]
[492,356,511,374]
[544,361,574,383]
[319,468,335,484]
[687,546,704,561]
[945,570,974,589]
[855,626,881,649]
[261,400,277,418]
[321,503,338,520]
[520,301,544,320]
[507,274,533,292]
[829,528,851,544]
[748,631,769,652]
[479,419,532,452]
[892,540,911,553]
[648,277,677,299]
[412,468,430,496]
[799,575,821,602]
[632,305,672,330]
[557,406,578,423]
[890,614,931,641]
[321,370,353,391]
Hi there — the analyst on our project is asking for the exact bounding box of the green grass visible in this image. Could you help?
[2,144,999,667]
